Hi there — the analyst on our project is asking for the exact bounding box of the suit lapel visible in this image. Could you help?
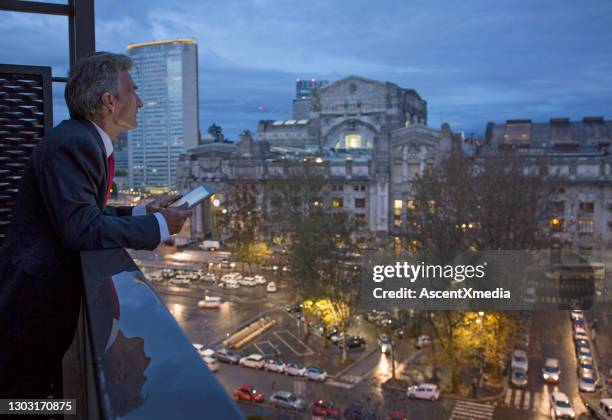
[73,119,108,208]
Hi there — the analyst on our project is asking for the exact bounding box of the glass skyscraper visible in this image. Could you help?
[127,39,199,190]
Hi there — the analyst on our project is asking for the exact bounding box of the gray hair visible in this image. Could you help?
[65,52,133,119]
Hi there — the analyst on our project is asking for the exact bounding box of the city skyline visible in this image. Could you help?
[0,0,610,139]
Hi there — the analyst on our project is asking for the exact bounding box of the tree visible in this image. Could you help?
[409,153,552,393]
[266,160,361,361]
[223,181,263,273]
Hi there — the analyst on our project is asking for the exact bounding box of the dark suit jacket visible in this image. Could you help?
[0,118,161,389]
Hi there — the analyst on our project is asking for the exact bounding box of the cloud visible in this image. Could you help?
[1,0,610,139]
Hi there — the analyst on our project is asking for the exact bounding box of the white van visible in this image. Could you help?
[266,282,277,293]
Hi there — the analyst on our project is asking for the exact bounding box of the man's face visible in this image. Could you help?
[112,70,143,130]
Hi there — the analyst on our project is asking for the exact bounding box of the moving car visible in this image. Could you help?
[549,392,575,419]
[577,346,593,362]
[406,383,440,401]
[214,348,241,364]
[542,358,561,383]
[574,330,589,342]
[266,281,277,293]
[203,356,219,373]
[197,295,222,308]
[570,310,584,321]
[379,334,392,354]
[263,358,286,373]
[239,276,257,287]
[239,354,265,369]
[285,362,306,377]
[269,391,305,410]
[305,366,327,382]
[310,399,340,418]
[511,368,528,388]
[511,349,529,372]
[233,384,264,403]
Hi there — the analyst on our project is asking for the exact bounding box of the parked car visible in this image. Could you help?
[578,360,595,378]
[339,336,366,349]
[285,362,306,377]
[239,354,265,369]
[253,275,267,285]
[549,392,575,419]
[511,349,528,372]
[407,383,440,401]
[579,374,597,393]
[203,356,219,373]
[214,348,241,364]
[542,358,561,383]
[263,358,286,373]
[574,330,589,342]
[577,346,593,362]
[239,276,257,287]
[305,366,327,382]
[511,368,528,388]
[285,303,303,313]
[379,334,392,354]
[269,391,305,411]
[202,273,217,283]
[233,384,263,403]
[416,335,431,349]
[387,412,408,420]
[310,399,340,418]
[570,310,584,321]
[266,281,277,293]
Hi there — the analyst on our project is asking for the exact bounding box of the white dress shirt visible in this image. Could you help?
[89,121,170,243]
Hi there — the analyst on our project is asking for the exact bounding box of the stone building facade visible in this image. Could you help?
[477,117,612,257]
[176,76,459,240]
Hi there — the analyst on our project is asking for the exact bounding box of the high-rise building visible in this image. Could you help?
[295,78,328,99]
[127,39,200,190]
[113,132,129,190]
[293,79,329,119]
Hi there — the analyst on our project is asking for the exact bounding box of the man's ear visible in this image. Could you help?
[100,92,116,114]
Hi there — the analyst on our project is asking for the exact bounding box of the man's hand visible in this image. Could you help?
[146,194,181,214]
[160,203,192,235]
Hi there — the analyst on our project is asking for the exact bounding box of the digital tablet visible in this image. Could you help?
[170,183,215,209]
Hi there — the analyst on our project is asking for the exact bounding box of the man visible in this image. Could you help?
[0,52,192,398]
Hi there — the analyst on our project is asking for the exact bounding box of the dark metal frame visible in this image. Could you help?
[0,0,95,80]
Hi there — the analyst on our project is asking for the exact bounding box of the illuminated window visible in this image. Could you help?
[407,200,418,211]
[332,198,343,208]
[393,215,402,227]
[344,134,362,149]
[549,217,564,232]
[578,219,594,234]
[394,200,403,217]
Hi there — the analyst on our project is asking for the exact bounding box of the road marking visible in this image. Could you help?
[449,400,495,420]
[522,391,531,410]
[253,340,278,356]
[513,389,522,407]
[504,389,512,405]
[273,330,314,356]
[339,374,363,384]
[327,379,354,389]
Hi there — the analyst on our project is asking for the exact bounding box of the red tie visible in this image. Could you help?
[104,152,115,206]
